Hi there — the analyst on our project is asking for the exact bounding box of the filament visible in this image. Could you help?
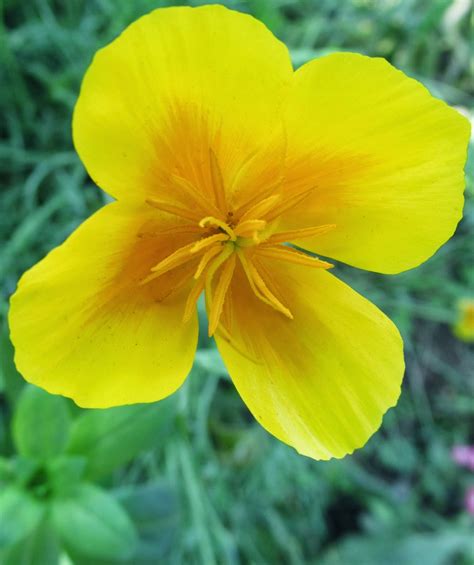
[207,254,236,336]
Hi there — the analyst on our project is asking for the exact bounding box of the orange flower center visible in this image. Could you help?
[141,153,335,336]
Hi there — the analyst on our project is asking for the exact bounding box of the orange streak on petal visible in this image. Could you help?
[265,224,336,245]
[146,198,201,222]
[257,246,333,269]
[171,173,223,218]
[209,149,228,213]
[137,224,202,238]
[264,187,315,221]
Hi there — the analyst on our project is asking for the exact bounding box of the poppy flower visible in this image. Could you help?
[9,5,469,460]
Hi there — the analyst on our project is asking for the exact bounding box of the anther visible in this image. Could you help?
[199,216,237,241]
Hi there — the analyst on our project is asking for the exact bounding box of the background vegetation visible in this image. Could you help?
[1,0,473,563]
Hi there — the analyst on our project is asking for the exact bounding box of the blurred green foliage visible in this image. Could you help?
[0,0,473,564]
[0,383,180,563]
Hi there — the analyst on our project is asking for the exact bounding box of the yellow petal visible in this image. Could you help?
[73,5,292,208]
[9,203,198,408]
[215,259,404,460]
[282,53,470,274]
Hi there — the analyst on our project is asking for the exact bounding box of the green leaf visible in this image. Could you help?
[0,414,7,456]
[0,321,24,406]
[65,482,180,565]
[194,348,227,376]
[0,456,13,485]
[46,455,87,496]
[13,385,71,461]
[115,482,181,560]
[321,532,474,565]
[68,397,175,480]
[2,518,60,565]
[0,486,43,549]
[290,47,342,69]
[12,457,40,489]
[52,483,138,561]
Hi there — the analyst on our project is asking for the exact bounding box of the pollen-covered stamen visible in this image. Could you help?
[233,219,267,238]
[194,245,222,279]
[142,154,336,332]
[207,253,236,336]
[191,232,229,252]
[238,250,293,319]
[238,194,281,224]
[140,241,199,285]
[204,244,235,332]
[183,243,233,326]
[199,216,237,241]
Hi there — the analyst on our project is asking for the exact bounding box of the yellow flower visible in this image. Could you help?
[9,6,470,460]
[453,299,474,342]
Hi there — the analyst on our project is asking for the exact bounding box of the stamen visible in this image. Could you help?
[140,241,197,285]
[238,194,282,223]
[146,198,200,222]
[208,254,236,336]
[238,252,293,319]
[143,170,331,328]
[257,245,333,269]
[249,265,293,319]
[209,149,228,212]
[183,244,232,324]
[171,174,223,217]
[233,219,267,238]
[233,177,284,217]
[191,233,229,253]
[199,216,237,241]
[236,253,268,304]
[194,245,222,279]
[183,277,206,323]
[204,244,235,319]
[265,224,336,245]
[264,187,315,221]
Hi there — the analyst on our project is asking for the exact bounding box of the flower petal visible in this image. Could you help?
[214,259,404,459]
[73,5,292,208]
[9,203,198,408]
[281,53,470,274]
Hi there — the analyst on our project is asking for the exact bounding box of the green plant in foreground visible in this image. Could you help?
[0,384,180,564]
